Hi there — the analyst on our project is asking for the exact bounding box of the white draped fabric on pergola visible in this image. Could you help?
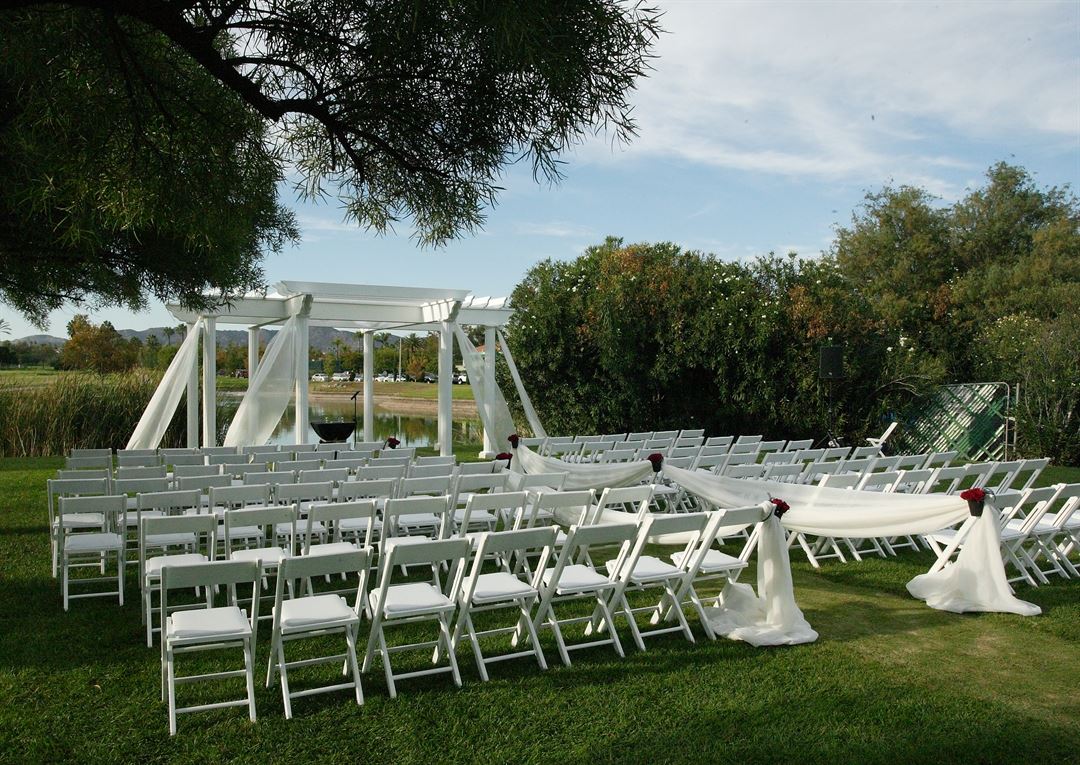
[126,282,543,456]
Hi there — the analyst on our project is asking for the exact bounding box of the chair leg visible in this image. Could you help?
[462,611,488,682]
[378,626,396,699]
[244,637,258,723]
[276,636,292,720]
[117,552,125,606]
[344,625,364,706]
[166,646,178,736]
[62,554,69,612]
[619,593,646,652]
[595,596,625,658]
[439,613,463,688]
[520,600,548,671]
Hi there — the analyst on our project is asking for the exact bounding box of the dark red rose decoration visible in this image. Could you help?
[495,451,513,467]
[960,487,987,517]
[508,434,520,449]
[646,453,664,473]
[770,497,790,519]
[385,437,400,449]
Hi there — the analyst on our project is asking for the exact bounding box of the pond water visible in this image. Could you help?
[218,396,482,448]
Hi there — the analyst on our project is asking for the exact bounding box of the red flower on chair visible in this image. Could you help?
[508,434,520,449]
[646,453,664,472]
[385,437,400,449]
[959,487,986,502]
[495,452,513,465]
[770,497,790,519]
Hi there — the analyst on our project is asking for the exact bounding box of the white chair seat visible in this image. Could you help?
[144,553,207,577]
[145,531,197,548]
[671,548,747,574]
[1041,512,1080,529]
[55,513,105,529]
[396,513,441,529]
[230,547,289,567]
[471,572,536,603]
[605,554,680,582]
[543,564,612,593]
[168,606,250,639]
[278,594,356,629]
[372,582,454,615]
[452,509,497,525]
[304,541,358,557]
[64,532,124,553]
[381,536,434,555]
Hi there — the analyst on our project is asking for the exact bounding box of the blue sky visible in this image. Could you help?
[6,0,1079,339]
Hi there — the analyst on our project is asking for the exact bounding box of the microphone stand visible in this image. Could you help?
[350,389,361,445]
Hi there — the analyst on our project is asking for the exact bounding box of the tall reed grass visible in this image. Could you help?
[0,371,212,457]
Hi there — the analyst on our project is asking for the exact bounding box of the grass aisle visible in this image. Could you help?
[0,457,1076,764]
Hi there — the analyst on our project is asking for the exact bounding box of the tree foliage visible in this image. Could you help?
[58,316,141,374]
[0,8,298,325]
[507,164,1080,462]
[1,1,659,325]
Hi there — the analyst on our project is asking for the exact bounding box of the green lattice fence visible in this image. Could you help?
[897,382,1012,461]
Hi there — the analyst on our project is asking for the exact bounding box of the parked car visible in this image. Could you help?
[331,371,351,382]
[421,372,437,383]
[452,372,468,385]
[311,373,328,382]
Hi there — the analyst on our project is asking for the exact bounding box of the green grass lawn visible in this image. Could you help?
[0,457,1076,764]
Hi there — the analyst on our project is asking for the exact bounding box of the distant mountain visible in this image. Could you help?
[17,327,403,353]
[12,334,66,346]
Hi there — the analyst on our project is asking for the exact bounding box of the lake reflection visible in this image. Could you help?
[219,397,482,448]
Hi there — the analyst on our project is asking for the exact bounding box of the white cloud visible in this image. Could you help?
[579,0,1079,192]
[516,221,598,238]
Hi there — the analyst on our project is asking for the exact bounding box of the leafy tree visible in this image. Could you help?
[59,315,140,373]
[0,318,9,335]
[0,8,297,326]
[1,2,659,324]
[142,335,162,368]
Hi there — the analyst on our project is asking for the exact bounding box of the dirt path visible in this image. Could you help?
[308,391,478,417]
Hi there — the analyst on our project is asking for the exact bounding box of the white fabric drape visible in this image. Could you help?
[223,316,299,447]
[704,513,819,646]
[907,505,1042,616]
[663,465,1039,618]
[511,444,655,490]
[453,325,518,452]
[496,329,547,439]
[126,319,203,450]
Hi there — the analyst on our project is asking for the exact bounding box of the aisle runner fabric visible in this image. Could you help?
[223,315,300,447]
[126,318,204,450]
[511,444,654,491]
[663,465,1040,617]
[906,505,1042,615]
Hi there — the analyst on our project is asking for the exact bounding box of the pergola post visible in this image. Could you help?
[186,321,199,448]
[481,325,497,457]
[201,317,216,446]
[295,314,310,444]
[247,327,260,378]
[363,331,374,442]
[438,321,453,456]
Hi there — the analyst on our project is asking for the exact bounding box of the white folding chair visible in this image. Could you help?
[356,463,408,484]
[783,439,813,452]
[362,537,470,697]
[266,549,372,718]
[704,436,733,449]
[160,560,259,735]
[532,522,638,666]
[116,464,167,480]
[57,495,126,611]
[140,512,216,646]
[451,526,556,681]
[47,476,110,577]
[601,512,711,650]
[245,470,296,488]
[724,463,766,479]
[457,460,506,476]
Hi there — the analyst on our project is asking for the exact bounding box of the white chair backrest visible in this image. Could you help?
[679,428,705,439]
[821,447,851,462]
[784,439,813,452]
[408,463,455,479]
[339,478,398,501]
[507,471,568,492]
[116,452,163,467]
[728,442,761,456]
[668,446,701,460]
[793,448,825,463]
[456,491,528,537]
[137,489,202,514]
[841,457,874,475]
[724,452,759,467]
[116,465,167,480]
[400,475,453,498]
[276,481,333,505]
[224,503,297,553]
[592,485,653,524]
[858,470,902,492]
[724,463,766,479]
[850,445,882,459]
[800,461,843,483]
[161,447,199,458]
[242,444,281,455]
[244,470,295,486]
[290,443,319,454]
[893,454,928,470]
[757,440,786,455]
[382,495,452,539]
[174,464,222,478]
[167,453,207,467]
[113,477,170,496]
[177,474,231,493]
[818,473,860,489]
[735,435,762,445]
[65,455,111,470]
[299,467,349,485]
[458,461,505,476]
[598,449,639,464]
[764,463,805,483]
[328,458,368,473]
[704,436,733,448]
[693,453,728,472]
[652,430,679,440]
[414,455,456,466]
[357,464,407,482]
[893,468,936,493]
[58,495,125,534]
[210,483,270,510]
[980,461,1024,493]
[372,455,412,468]
[1013,458,1049,492]
[70,448,112,458]
[452,472,509,505]
[871,455,901,471]
[306,500,379,551]
[762,452,795,466]
[208,453,250,465]
[626,432,653,442]
[56,468,110,481]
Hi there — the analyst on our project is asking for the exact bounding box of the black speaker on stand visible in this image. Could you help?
[818,346,844,448]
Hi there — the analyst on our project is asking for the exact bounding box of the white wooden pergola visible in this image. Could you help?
[166,282,513,456]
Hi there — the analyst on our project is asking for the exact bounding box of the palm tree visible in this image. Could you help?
[0,318,10,335]
[162,326,174,345]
